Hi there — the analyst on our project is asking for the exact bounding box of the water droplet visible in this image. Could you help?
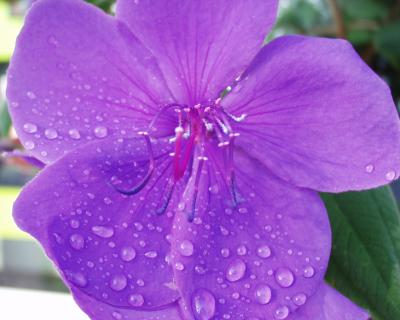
[385,170,396,181]
[44,128,58,140]
[236,245,247,256]
[69,233,84,250]
[179,240,194,256]
[254,284,272,305]
[221,248,230,258]
[23,123,38,133]
[47,35,59,46]
[110,274,128,291]
[120,246,136,262]
[94,126,108,138]
[24,141,35,150]
[292,293,307,306]
[26,91,36,100]
[191,289,216,320]
[226,259,246,282]
[91,225,114,238]
[175,262,185,271]
[65,271,87,287]
[112,311,122,320]
[68,129,81,140]
[70,219,80,229]
[145,251,158,258]
[257,245,271,258]
[303,266,315,278]
[128,294,144,307]
[275,268,295,288]
[365,164,374,173]
[275,306,289,319]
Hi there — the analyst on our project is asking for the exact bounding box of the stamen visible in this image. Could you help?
[227,133,240,206]
[156,179,175,216]
[187,155,208,222]
[148,103,186,132]
[113,132,155,196]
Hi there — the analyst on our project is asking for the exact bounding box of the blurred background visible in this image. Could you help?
[0,0,399,300]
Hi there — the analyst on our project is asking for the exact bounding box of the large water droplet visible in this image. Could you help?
[68,129,81,140]
[275,268,295,288]
[65,271,87,287]
[23,123,38,134]
[45,128,58,140]
[91,225,114,238]
[128,294,144,307]
[94,126,108,138]
[69,233,84,250]
[385,170,396,181]
[292,293,307,306]
[254,284,272,305]
[303,266,315,278]
[110,274,128,291]
[257,245,272,259]
[275,306,289,319]
[226,259,246,282]
[120,246,136,262]
[191,288,216,320]
[179,240,194,256]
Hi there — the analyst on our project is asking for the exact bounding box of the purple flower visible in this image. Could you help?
[6,0,400,319]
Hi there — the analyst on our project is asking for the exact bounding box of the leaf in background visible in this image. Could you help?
[85,0,114,13]
[339,0,388,21]
[0,101,11,138]
[322,187,400,320]
[374,21,400,69]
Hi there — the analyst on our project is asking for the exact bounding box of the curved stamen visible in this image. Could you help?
[113,132,155,196]
[148,103,186,132]
[156,179,175,216]
[227,133,240,206]
[187,155,208,222]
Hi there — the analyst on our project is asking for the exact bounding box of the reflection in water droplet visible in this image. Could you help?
[254,284,272,305]
[275,306,290,319]
[91,225,114,238]
[68,129,81,140]
[292,293,307,306]
[275,268,295,288]
[191,288,216,320]
[128,293,144,307]
[110,274,128,291]
[179,240,194,256]
[226,259,246,282]
[120,246,136,262]
[257,245,272,258]
[303,266,315,278]
[94,126,108,138]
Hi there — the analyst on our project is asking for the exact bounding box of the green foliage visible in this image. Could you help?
[0,101,11,137]
[374,21,400,69]
[322,187,400,320]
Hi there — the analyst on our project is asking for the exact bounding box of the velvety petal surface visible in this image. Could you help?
[13,137,185,315]
[295,284,370,320]
[170,149,331,319]
[7,0,175,164]
[116,0,278,105]
[223,35,400,192]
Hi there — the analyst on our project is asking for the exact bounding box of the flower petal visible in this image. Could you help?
[295,284,370,320]
[73,288,184,320]
[7,0,175,164]
[13,137,184,313]
[116,0,278,104]
[223,35,400,192]
[170,149,331,319]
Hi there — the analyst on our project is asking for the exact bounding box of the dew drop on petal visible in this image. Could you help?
[45,128,58,140]
[65,271,87,287]
[68,129,81,140]
[112,311,122,320]
[226,259,246,282]
[292,293,307,306]
[221,248,230,258]
[94,126,108,138]
[191,288,216,320]
[128,294,144,307]
[275,268,295,288]
[26,91,36,100]
[144,251,158,259]
[385,170,396,181]
[365,164,374,173]
[110,274,128,291]
[236,245,247,256]
[23,123,38,133]
[275,306,290,319]
[91,225,114,238]
[179,240,194,257]
[254,284,272,305]
[24,141,35,150]
[303,266,315,278]
[120,246,136,262]
[69,233,84,250]
[257,245,272,259]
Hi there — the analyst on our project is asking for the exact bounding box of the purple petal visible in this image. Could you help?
[7,0,175,165]
[116,0,278,105]
[170,150,331,319]
[13,137,185,314]
[73,288,184,320]
[295,284,370,320]
[2,149,45,168]
[223,35,400,192]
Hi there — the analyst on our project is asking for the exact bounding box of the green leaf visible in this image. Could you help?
[374,21,400,69]
[322,187,400,320]
[339,0,388,21]
[0,101,11,137]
